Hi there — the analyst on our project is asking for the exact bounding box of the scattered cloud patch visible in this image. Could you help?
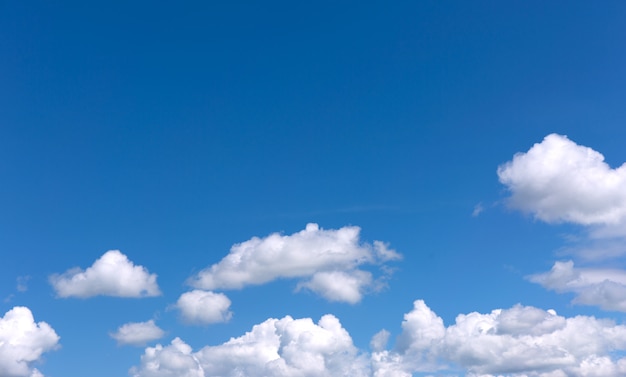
[49,250,161,298]
[472,202,484,217]
[0,306,60,377]
[499,134,626,312]
[188,223,401,303]
[131,314,369,377]
[529,260,626,311]
[498,133,626,226]
[110,320,165,346]
[175,290,232,325]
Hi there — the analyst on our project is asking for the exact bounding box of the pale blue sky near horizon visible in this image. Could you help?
[2,2,626,376]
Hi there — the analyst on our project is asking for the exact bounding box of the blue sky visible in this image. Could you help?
[2,1,626,376]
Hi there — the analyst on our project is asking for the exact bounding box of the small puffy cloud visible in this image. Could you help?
[132,313,369,377]
[49,250,161,298]
[110,320,165,346]
[188,223,401,303]
[376,300,626,376]
[529,261,626,311]
[498,133,626,226]
[0,307,60,377]
[175,290,232,325]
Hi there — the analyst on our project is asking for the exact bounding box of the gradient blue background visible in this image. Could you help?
[1,1,625,376]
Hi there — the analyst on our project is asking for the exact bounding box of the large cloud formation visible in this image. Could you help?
[131,299,626,377]
[131,314,368,377]
[188,223,401,303]
[498,133,626,226]
[376,300,626,376]
[49,250,161,298]
[0,307,60,377]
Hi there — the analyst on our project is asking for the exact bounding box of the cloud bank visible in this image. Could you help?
[188,223,401,303]
[0,307,60,377]
[49,250,161,298]
[131,299,626,377]
[110,320,165,346]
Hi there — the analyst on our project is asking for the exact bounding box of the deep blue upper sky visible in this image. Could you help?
[1,2,626,377]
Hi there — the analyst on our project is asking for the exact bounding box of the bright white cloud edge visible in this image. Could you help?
[131,299,626,377]
[110,320,165,346]
[187,223,401,304]
[49,250,161,298]
[0,306,60,377]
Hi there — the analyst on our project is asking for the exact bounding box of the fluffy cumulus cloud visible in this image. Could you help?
[132,299,626,377]
[175,290,232,325]
[110,320,165,346]
[131,314,369,377]
[0,306,60,377]
[374,300,626,377]
[187,223,401,303]
[49,250,161,298]
[529,260,626,312]
[498,133,626,226]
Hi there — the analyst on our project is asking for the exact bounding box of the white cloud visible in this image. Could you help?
[175,290,232,325]
[370,329,391,352]
[529,260,626,311]
[110,320,165,346]
[296,270,372,304]
[497,133,626,226]
[131,314,369,377]
[49,250,161,298]
[376,300,626,377]
[130,337,204,377]
[0,307,60,377]
[132,299,626,377]
[187,223,401,303]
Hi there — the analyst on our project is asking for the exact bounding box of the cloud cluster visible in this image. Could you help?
[498,133,626,226]
[175,290,232,325]
[49,250,161,298]
[131,313,368,377]
[499,134,626,312]
[378,300,626,376]
[110,320,165,346]
[188,223,401,303]
[0,307,60,377]
[131,299,626,377]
